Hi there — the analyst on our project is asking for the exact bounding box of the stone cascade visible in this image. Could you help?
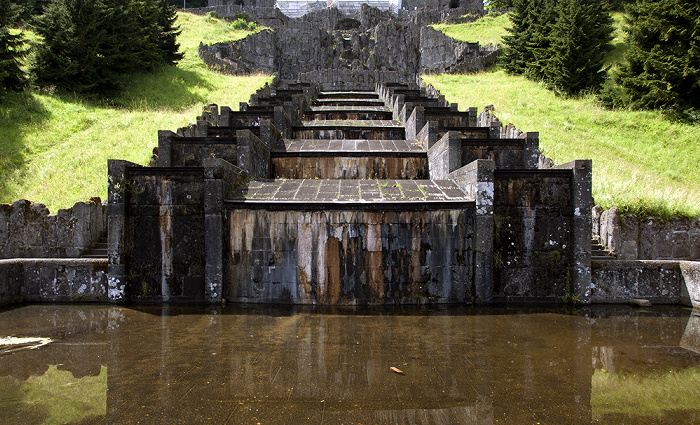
[107,77,593,306]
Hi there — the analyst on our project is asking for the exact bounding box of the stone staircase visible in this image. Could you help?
[82,234,108,259]
[107,78,592,305]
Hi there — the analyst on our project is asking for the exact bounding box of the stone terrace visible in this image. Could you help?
[107,78,592,305]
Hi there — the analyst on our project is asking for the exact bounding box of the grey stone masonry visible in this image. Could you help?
[594,206,700,261]
[0,198,107,259]
[198,5,498,83]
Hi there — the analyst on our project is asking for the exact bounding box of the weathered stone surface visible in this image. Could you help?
[593,207,700,261]
[0,258,108,304]
[225,208,474,304]
[592,259,700,307]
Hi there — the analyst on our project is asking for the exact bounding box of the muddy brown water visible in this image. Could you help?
[1,304,699,424]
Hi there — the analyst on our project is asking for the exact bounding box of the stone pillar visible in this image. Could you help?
[449,159,495,303]
[468,107,478,127]
[428,131,461,179]
[204,165,224,304]
[195,118,208,137]
[107,160,131,303]
[405,105,424,140]
[219,106,231,127]
[555,160,593,303]
[524,132,540,169]
[157,130,174,167]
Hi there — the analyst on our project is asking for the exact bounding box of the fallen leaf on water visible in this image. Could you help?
[390,366,404,375]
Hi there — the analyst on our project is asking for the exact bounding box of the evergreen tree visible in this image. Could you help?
[33,0,183,95]
[544,0,614,95]
[153,0,183,66]
[614,0,700,117]
[501,0,558,77]
[501,0,535,74]
[524,0,558,80]
[0,0,29,93]
[33,0,114,94]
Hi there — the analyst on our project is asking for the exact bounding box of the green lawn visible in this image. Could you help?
[0,12,271,212]
[431,12,511,45]
[428,12,699,218]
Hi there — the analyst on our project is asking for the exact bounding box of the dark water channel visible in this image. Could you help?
[1,304,699,425]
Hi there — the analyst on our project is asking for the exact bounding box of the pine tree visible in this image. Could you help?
[501,0,558,78]
[33,0,183,95]
[615,0,700,117]
[524,0,558,80]
[153,0,183,66]
[33,0,114,94]
[0,0,28,93]
[544,0,614,95]
[501,0,535,74]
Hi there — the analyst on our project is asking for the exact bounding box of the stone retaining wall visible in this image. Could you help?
[0,198,107,259]
[0,259,109,304]
[593,206,700,261]
[591,259,700,308]
[198,8,498,80]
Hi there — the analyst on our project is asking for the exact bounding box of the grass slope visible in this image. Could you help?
[0,12,271,212]
[428,13,700,218]
[431,12,511,46]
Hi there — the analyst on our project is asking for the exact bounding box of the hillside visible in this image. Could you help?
[0,12,271,212]
[428,12,700,218]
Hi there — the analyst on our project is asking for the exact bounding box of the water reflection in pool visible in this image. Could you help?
[0,304,699,424]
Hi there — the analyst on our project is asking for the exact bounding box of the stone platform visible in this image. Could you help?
[106,78,593,305]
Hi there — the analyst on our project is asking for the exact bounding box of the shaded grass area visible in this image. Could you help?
[0,12,271,212]
[592,368,700,423]
[423,71,700,218]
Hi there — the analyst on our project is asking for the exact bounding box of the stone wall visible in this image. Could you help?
[593,206,700,261]
[198,7,498,80]
[0,198,107,259]
[591,259,700,307]
[0,259,108,304]
[224,207,475,304]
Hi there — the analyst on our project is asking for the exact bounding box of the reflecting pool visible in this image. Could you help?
[1,304,699,424]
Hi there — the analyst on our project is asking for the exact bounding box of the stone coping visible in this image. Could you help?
[274,139,424,153]
[229,178,472,202]
[308,105,392,112]
[0,258,108,265]
[298,119,404,128]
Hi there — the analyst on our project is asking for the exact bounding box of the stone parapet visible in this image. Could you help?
[0,258,108,304]
[0,198,107,259]
[593,206,700,261]
[591,259,700,307]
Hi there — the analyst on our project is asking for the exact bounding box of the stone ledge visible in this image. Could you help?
[0,258,109,304]
[591,259,700,308]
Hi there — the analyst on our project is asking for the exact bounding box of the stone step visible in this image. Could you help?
[317,91,380,100]
[273,138,424,153]
[271,139,427,179]
[313,98,386,107]
[294,120,405,140]
[305,106,393,120]
[227,178,472,203]
[82,235,108,258]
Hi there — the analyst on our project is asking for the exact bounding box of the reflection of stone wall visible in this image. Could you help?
[593,206,700,260]
[0,198,107,259]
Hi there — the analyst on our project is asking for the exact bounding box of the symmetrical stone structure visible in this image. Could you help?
[106,77,593,305]
[197,5,499,79]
